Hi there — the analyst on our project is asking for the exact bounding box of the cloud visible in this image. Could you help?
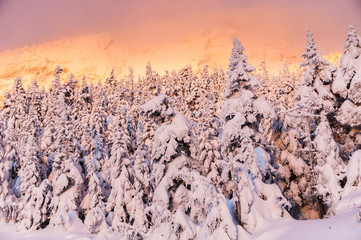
[0,0,359,51]
[0,0,358,78]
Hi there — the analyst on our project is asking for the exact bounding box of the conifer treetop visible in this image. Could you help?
[300,28,321,69]
[224,37,256,99]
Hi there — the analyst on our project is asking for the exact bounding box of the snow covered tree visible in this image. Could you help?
[63,73,79,105]
[296,28,337,116]
[272,114,313,218]
[105,110,148,236]
[0,111,8,197]
[0,111,14,223]
[148,113,200,237]
[17,129,49,230]
[79,75,93,110]
[105,69,126,115]
[196,92,221,182]
[279,59,296,108]
[278,28,344,219]
[80,88,109,204]
[177,65,194,113]
[50,66,64,98]
[220,37,289,232]
[142,62,160,100]
[3,116,21,196]
[148,171,239,239]
[137,94,175,146]
[104,69,117,95]
[126,67,135,106]
[332,25,361,99]
[312,119,346,215]
[84,83,108,172]
[27,79,44,123]
[296,27,336,165]
[151,112,196,189]
[257,60,271,97]
[211,67,227,105]
[41,66,66,168]
[132,121,152,204]
[199,64,215,94]
[185,75,203,118]
[49,93,84,228]
[342,150,361,197]
[105,114,131,186]
[81,163,107,234]
[332,26,361,131]
[5,77,28,133]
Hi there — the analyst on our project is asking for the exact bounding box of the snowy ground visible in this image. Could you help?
[2,208,361,240]
[252,209,361,240]
[0,217,94,240]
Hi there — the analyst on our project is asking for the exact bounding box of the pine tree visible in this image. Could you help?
[333,26,361,128]
[105,69,125,115]
[27,79,44,123]
[281,28,342,219]
[81,161,107,234]
[332,25,361,99]
[280,59,296,107]
[220,37,289,233]
[313,118,346,214]
[49,93,84,227]
[105,112,148,236]
[342,150,361,196]
[17,127,48,230]
[296,28,336,115]
[3,114,21,196]
[199,64,214,94]
[41,67,66,168]
[143,62,159,100]
[64,73,79,105]
[272,113,312,218]
[127,67,135,106]
[258,60,270,94]
[132,120,152,203]
[196,92,221,182]
[7,77,28,132]
[185,75,203,118]
[105,114,131,186]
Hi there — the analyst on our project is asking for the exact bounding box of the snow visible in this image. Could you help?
[332,68,348,98]
[343,150,361,196]
[348,58,361,104]
[254,147,270,174]
[225,199,238,225]
[337,100,361,127]
[221,91,253,120]
[151,113,192,163]
[253,209,361,240]
[0,218,93,240]
[1,206,361,240]
[137,94,175,119]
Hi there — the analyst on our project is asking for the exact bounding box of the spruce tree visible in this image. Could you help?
[220,37,289,232]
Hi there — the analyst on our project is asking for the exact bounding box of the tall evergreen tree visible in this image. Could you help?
[220,37,289,233]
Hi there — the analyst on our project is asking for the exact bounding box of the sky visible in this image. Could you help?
[0,0,360,74]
